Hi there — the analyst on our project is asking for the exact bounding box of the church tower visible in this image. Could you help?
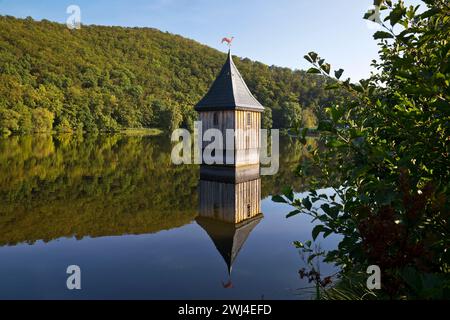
[195,50,264,167]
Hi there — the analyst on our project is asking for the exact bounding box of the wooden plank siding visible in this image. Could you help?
[234,178,261,223]
[200,111,235,150]
[234,110,261,150]
[199,110,261,166]
[199,178,261,224]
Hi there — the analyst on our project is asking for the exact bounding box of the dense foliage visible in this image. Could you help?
[276,0,449,299]
[0,15,346,134]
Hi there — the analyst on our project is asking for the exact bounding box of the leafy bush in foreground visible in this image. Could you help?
[276,0,450,299]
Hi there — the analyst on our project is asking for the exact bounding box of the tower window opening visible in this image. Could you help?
[246,113,251,126]
[247,204,251,217]
[213,112,219,126]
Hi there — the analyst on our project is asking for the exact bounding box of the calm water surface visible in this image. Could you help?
[0,134,339,299]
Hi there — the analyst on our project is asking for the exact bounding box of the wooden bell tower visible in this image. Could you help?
[195,50,264,167]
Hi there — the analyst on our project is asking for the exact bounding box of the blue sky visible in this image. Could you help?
[0,0,423,80]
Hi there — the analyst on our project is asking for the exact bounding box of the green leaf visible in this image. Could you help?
[329,106,345,122]
[389,6,405,26]
[334,69,344,80]
[304,55,313,63]
[373,0,383,6]
[323,228,334,238]
[282,186,294,202]
[321,63,331,75]
[364,9,377,21]
[419,8,439,19]
[307,67,321,74]
[327,139,347,148]
[321,203,340,219]
[373,31,394,39]
[312,225,324,240]
[302,197,312,211]
[318,120,332,132]
[308,253,318,264]
[294,241,304,248]
[272,195,286,203]
[350,83,365,93]
[325,83,340,90]
[286,209,301,218]
[308,51,318,62]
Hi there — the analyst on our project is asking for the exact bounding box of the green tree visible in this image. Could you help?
[14,104,33,134]
[151,100,182,132]
[141,96,156,128]
[262,107,273,129]
[168,107,183,132]
[278,0,450,299]
[33,84,64,117]
[0,108,20,135]
[32,108,54,133]
[281,101,302,129]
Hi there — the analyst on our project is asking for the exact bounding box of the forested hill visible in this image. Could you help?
[0,15,343,134]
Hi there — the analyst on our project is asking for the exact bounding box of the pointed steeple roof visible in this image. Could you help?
[196,214,263,274]
[195,51,264,112]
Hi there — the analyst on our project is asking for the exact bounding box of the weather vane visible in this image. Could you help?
[221,36,234,48]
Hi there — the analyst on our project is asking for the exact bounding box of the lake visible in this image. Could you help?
[0,134,339,299]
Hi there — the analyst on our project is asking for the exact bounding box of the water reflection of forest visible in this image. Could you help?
[0,134,318,246]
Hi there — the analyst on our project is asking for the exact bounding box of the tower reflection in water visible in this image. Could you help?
[196,164,263,288]
[194,49,265,288]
